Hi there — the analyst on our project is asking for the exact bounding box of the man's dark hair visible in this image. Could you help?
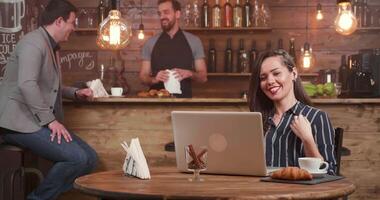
[40,0,77,26]
[158,0,181,11]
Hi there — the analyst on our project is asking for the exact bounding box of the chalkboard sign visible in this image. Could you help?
[60,50,97,72]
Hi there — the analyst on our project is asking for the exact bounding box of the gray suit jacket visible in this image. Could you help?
[0,27,77,133]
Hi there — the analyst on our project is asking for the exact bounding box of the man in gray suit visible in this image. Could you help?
[0,0,97,199]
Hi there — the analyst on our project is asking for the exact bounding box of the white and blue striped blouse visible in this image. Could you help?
[265,101,337,175]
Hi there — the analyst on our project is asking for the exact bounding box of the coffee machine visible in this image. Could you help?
[346,49,380,98]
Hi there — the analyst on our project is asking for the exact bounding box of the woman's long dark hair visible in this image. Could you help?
[248,49,312,132]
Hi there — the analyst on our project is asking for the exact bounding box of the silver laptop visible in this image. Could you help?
[172,111,279,176]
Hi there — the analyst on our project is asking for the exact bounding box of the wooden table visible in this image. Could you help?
[74,167,355,200]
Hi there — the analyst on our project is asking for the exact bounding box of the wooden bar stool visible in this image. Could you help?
[0,134,44,200]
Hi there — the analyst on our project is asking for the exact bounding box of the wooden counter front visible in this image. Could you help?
[63,98,380,200]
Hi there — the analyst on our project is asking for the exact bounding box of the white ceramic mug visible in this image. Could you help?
[298,157,329,173]
[111,87,123,96]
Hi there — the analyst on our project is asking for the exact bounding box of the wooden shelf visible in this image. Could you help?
[207,72,318,77]
[208,73,251,77]
[74,28,97,32]
[183,27,272,32]
[357,27,380,32]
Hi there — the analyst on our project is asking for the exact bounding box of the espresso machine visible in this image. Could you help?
[346,49,380,98]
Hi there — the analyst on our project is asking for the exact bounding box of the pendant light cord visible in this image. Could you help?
[140,0,143,24]
[306,0,309,43]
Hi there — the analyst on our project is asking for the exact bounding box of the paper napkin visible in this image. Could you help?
[86,79,109,98]
[164,70,182,94]
[121,138,151,179]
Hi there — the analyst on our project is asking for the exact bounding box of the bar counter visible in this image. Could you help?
[63,97,380,200]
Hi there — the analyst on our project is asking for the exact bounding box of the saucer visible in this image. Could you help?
[109,95,125,98]
[310,171,327,178]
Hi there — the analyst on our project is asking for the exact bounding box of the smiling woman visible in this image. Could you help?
[248,49,337,175]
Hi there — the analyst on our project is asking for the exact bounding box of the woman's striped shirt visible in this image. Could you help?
[265,101,337,175]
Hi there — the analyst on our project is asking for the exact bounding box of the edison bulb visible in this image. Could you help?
[301,43,313,70]
[138,30,145,40]
[334,1,358,35]
[97,10,132,50]
[316,3,323,21]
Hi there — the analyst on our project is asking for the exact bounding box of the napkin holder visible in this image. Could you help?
[121,138,151,179]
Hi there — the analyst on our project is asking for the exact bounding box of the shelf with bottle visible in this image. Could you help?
[207,72,318,77]
[183,26,272,32]
[74,27,98,32]
[357,27,380,32]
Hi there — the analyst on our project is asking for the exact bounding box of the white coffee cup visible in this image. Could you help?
[298,157,329,173]
[111,87,123,96]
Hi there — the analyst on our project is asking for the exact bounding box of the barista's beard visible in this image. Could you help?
[161,18,176,32]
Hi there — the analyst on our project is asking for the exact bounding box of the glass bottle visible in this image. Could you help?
[339,55,349,95]
[212,0,222,28]
[224,38,233,73]
[193,1,201,27]
[201,0,210,28]
[208,39,217,73]
[98,0,108,25]
[243,0,252,27]
[237,39,246,72]
[353,0,360,27]
[362,0,369,27]
[260,3,271,27]
[252,0,260,27]
[249,40,258,72]
[289,38,297,67]
[278,38,284,50]
[233,0,243,27]
[223,0,233,27]
[184,2,192,27]
[265,40,272,51]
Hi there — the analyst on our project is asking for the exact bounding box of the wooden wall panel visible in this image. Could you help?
[59,102,380,200]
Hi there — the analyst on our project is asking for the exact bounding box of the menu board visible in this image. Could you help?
[60,50,97,72]
[0,0,48,78]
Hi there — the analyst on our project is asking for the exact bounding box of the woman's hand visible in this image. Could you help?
[290,114,314,143]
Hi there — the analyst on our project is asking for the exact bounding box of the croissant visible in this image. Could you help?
[271,167,312,180]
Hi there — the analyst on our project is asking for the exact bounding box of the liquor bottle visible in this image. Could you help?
[98,0,106,25]
[242,0,252,27]
[277,38,284,50]
[193,1,201,27]
[265,40,272,51]
[289,38,297,67]
[252,0,260,27]
[212,0,222,28]
[224,38,233,72]
[223,0,233,27]
[339,55,349,95]
[201,0,210,28]
[237,39,247,72]
[208,39,217,73]
[358,0,364,27]
[353,0,360,27]
[233,0,243,27]
[249,40,258,72]
[362,0,368,27]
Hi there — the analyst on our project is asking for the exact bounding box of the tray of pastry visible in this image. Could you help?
[261,167,343,185]
[137,89,172,98]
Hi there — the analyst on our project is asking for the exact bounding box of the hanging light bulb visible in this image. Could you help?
[334,0,358,35]
[316,3,323,20]
[138,23,145,40]
[300,42,314,69]
[97,10,132,50]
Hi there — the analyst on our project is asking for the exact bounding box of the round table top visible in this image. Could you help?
[74,167,355,200]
